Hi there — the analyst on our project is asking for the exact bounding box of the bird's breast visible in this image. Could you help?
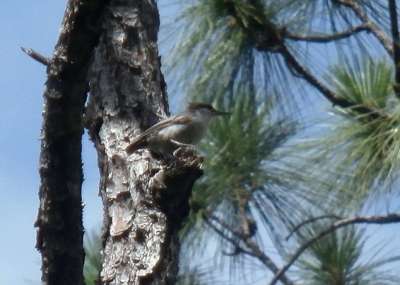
[158,121,206,144]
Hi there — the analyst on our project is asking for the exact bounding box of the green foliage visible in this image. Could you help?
[307,58,400,198]
[161,0,400,283]
[169,0,248,101]
[208,0,267,28]
[84,230,102,285]
[330,59,393,110]
[193,95,286,211]
[181,92,324,253]
[295,224,400,285]
[167,0,300,110]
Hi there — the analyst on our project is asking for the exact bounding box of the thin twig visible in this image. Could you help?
[335,0,393,55]
[286,24,369,43]
[269,213,400,285]
[21,47,50,66]
[388,0,400,98]
[286,215,341,241]
[206,215,295,285]
[203,216,252,256]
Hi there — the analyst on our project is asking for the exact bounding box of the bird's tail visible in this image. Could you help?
[126,136,147,155]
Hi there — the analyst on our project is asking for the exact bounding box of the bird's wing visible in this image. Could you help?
[139,115,192,138]
[126,115,192,154]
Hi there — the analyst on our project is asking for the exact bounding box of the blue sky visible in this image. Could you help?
[1,1,400,284]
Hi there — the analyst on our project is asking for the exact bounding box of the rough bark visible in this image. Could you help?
[35,1,107,284]
[388,0,400,98]
[85,1,202,284]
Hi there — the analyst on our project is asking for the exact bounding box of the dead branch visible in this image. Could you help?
[21,47,50,66]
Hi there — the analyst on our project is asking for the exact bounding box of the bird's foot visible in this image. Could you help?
[173,146,204,168]
[173,145,197,158]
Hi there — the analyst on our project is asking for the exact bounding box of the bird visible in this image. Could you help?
[126,102,230,155]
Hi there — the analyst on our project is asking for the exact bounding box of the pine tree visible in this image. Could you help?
[34,1,202,284]
[161,0,400,283]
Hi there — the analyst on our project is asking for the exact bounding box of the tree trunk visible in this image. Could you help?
[85,1,202,284]
[36,1,107,284]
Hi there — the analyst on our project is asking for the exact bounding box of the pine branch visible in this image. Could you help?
[335,0,393,55]
[269,213,400,285]
[198,0,385,118]
[279,44,383,119]
[285,24,369,43]
[203,217,253,256]
[239,14,386,118]
[286,215,341,241]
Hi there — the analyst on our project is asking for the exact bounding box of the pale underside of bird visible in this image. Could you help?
[126,103,229,155]
[125,115,207,154]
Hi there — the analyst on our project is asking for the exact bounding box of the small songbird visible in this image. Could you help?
[126,102,230,155]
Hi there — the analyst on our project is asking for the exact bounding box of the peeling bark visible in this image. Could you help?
[36,1,107,285]
[85,1,202,284]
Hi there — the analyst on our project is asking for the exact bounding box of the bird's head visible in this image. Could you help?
[187,102,230,120]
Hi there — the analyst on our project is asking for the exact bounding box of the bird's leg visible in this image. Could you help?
[171,140,204,168]
[171,140,199,159]
[170,139,196,149]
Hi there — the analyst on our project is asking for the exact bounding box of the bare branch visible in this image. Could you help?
[269,213,400,285]
[21,47,50,66]
[285,24,369,43]
[286,215,341,241]
[335,0,393,55]
[388,0,400,98]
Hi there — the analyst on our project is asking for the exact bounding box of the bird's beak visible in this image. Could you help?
[213,110,231,116]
